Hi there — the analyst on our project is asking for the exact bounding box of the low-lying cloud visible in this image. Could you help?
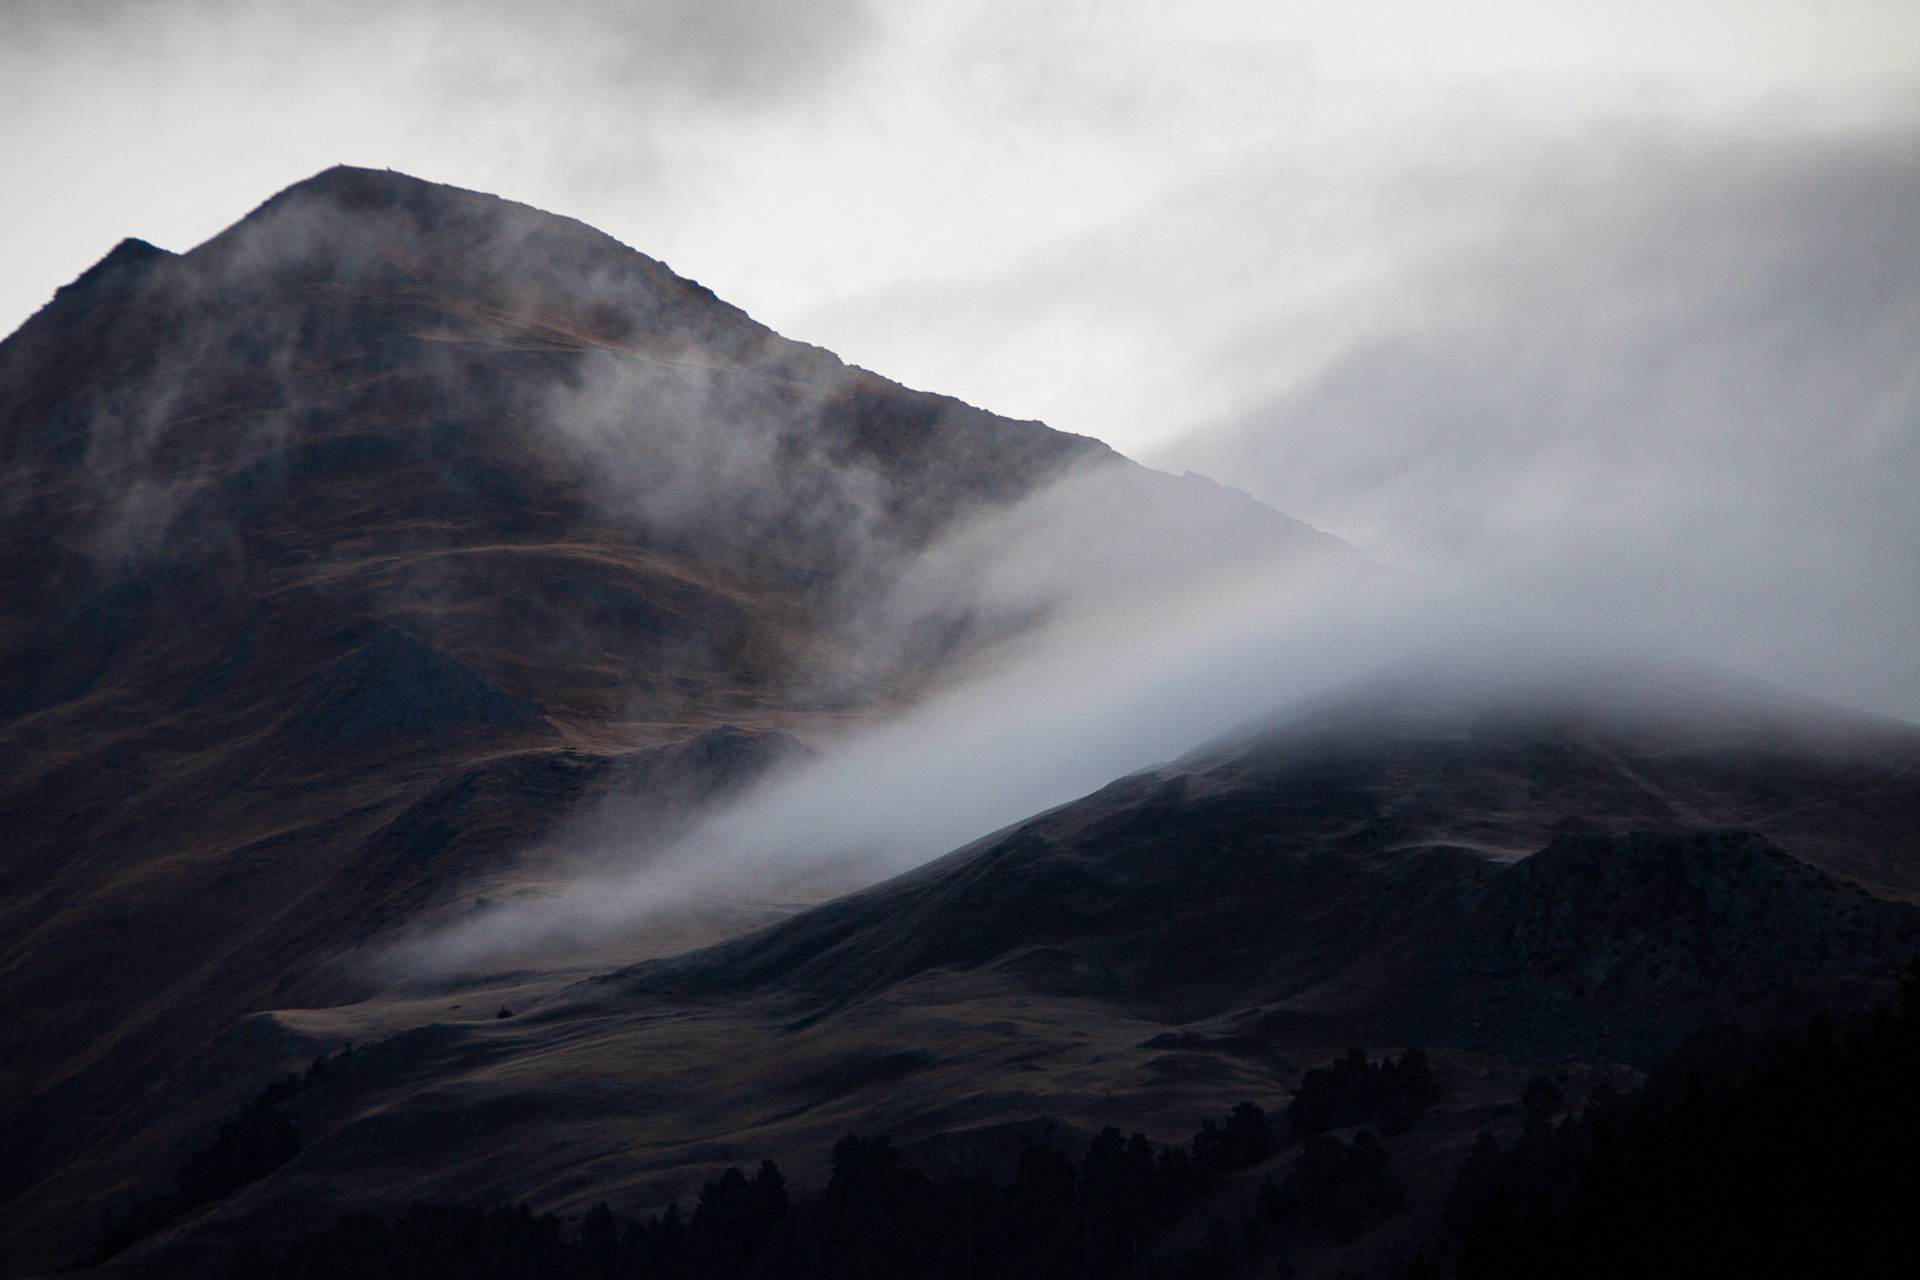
[388,551,1385,974]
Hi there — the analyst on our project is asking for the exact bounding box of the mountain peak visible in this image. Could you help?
[0,168,1371,1270]
[5,236,174,346]
[238,164,631,263]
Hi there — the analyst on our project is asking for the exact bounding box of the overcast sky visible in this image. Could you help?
[4,2,1913,434]
[6,1,1919,720]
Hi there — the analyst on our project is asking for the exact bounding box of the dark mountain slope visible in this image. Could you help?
[287,626,538,744]
[0,167,1362,1272]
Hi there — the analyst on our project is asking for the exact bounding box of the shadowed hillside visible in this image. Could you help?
[618,666,1920,1040]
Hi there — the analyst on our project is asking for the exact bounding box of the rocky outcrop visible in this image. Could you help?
[1472,829,1917,1002]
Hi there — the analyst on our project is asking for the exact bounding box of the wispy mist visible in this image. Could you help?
[396,449,1910,980]
[389,548,1382,974]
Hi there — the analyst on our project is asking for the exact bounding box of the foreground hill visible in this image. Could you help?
[0,168,1356,1272]
[87,665,1920,1278]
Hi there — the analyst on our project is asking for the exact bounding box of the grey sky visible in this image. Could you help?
[7,1,1916,436]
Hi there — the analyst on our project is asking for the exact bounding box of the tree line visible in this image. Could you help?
[75,1043,1443,1277]
[210,1046,1442,1280]
[1286,1048,1438,1137]
[230,985,1912,1280]
[221,1101,1288,1280]
[68,1050,353,1270]
[70,963,1920,1278]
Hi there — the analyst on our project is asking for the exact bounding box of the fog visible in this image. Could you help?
[1155,131,1920,715]
[392,551,1380,972]
[396,415,1912,978]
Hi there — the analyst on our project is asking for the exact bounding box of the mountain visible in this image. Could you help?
[7,169,1915,1278]
[0,168,1359,1273]
[63,665,1920,1278]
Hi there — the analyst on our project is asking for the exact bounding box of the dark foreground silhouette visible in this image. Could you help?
[1408,962,1920,1279]
[69,1053,351,1269]
[89,981,1920,1278]
[79,1048,1432,1277]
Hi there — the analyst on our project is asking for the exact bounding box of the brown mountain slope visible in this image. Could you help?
[0,167,1357,1272]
